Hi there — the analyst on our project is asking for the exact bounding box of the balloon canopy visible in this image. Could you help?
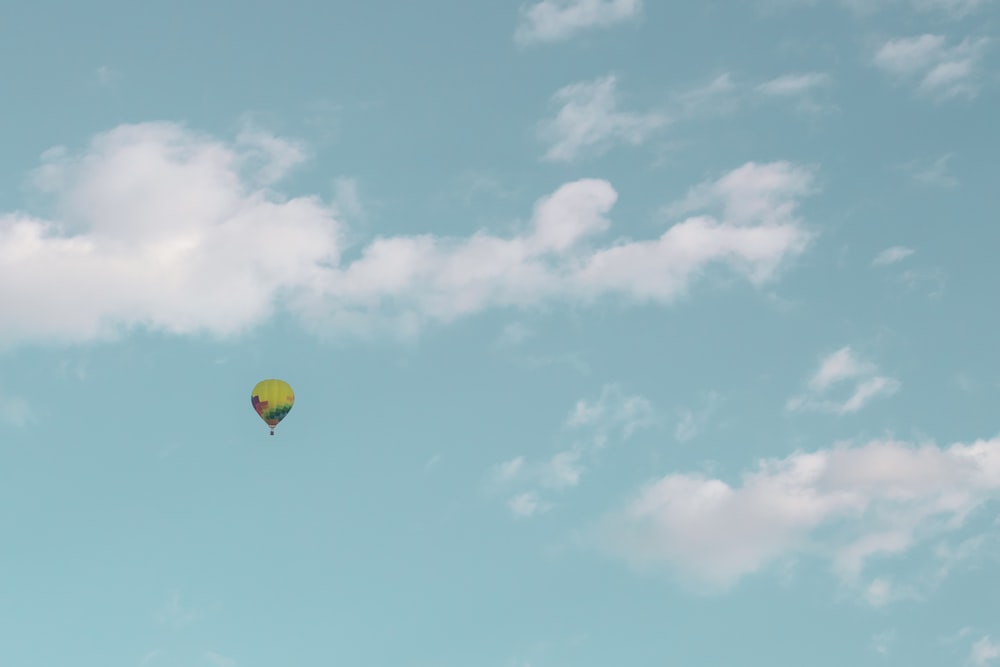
[251,379,295,435]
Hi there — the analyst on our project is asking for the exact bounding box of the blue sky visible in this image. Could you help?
[1,0,999,665]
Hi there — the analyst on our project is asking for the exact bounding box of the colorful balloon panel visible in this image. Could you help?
[251,379,294,434]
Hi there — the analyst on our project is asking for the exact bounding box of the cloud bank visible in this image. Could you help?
[594,435,1000,591]
[1,122,817,348]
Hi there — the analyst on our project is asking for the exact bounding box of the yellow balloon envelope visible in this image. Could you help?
[251,379,295,435]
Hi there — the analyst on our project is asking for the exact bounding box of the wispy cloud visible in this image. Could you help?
[1,123,816,348]
[423,453,442,470]
[491,384,654,516]
[593,435,1000,592]
[872,245,915,266]
[863,577,918,607]
[755,72,833,113]
[903,153,959,188]
[155,592,201,630]
[539,74,668,162]
[873,630,896,655]
[0,385,32,427]
[940,626,976,645]
[847,0,994,17]
[139,649,162,666]
[756,72,830,96]
[205,651,237,667]
[515,0,642,45]
[909,0,994,15]
[873,34,990,101]
[899,266,947,299]
[95,65,118,86]
[446,170,522,206]
[773,0,993,18]
[519,352,592,375]
[673,73,740,118]
[931,532,995,584]
[670,66,842,119]
[565,383,656,439]
[667,70,832,119]
[787,347,900,414]
[332,177,364,219]
[492,447,586,513]
[972,637,1000,666]
[496,322,534,347]
[674,391,722,442]
[508,491,553,518]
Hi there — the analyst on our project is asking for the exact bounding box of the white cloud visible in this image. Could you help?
[808,347,874,392]
[515,0,642,45]
[299,160,815,339]
[664,159,816,227]
[546,449,586,488]
[787,347,899,414]
[593,435,1000,591]
[509,491,552,517]
[842,376,900,413]
[234,124,308,186]
[873,34,990,100]
[756,72,830,96]
[539,75,668,162]
[493,384,654,515]
[972,637,1000,666]
[1,122,338,348]
[872,246,915,266]
[1,123,816,348]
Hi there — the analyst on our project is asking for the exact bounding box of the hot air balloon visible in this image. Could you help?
[251,379,294,435]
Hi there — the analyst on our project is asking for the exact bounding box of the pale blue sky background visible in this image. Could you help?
[1,1,999,666]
